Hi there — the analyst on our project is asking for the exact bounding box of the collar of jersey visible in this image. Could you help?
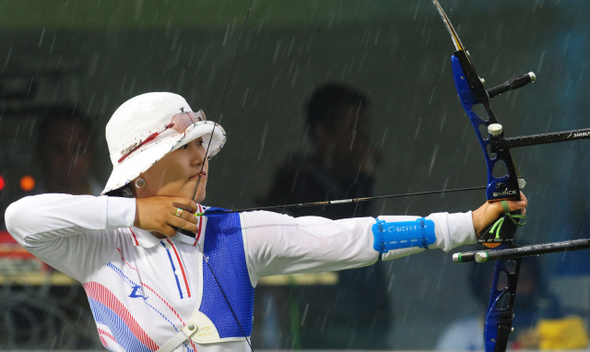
[129,227,201,248]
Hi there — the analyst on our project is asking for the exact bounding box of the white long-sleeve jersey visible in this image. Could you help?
[5,194,476,351]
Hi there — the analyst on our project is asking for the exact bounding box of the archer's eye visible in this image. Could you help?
[180,144,189,150]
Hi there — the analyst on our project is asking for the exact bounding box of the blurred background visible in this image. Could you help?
[1,0,589,350]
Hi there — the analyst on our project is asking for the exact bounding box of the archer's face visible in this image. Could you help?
[135,137,208,203]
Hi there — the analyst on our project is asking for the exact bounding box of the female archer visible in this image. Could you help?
[4,92,527,352]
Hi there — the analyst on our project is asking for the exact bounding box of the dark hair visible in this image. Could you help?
[35,104,96,152]
[105,183,134,198]
[305,83,369,133]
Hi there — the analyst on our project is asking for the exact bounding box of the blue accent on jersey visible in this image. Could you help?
[161,241,184,299]
[200,207,255,338]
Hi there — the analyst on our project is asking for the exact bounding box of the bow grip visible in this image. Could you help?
[478,209,522,248]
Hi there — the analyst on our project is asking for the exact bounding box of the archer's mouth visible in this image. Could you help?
[191,171,207,179]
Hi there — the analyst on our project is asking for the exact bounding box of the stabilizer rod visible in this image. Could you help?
[487,72,536,98]
[453,238,590,263]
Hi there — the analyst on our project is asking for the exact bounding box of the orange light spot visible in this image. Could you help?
[20,175,35,192]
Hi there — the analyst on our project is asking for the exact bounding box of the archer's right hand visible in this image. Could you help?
[134,196,199,238]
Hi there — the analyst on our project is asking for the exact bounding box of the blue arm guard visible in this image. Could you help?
[372,218,436,253]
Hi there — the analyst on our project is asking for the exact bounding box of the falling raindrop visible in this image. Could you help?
[38,27,46,48]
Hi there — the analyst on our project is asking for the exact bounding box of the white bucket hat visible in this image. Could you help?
[102,92,226,194]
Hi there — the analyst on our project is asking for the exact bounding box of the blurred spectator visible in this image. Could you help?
[435,256,584,350]
[35,104,102,195]
[255,83,390,349]
[0,104,102,349]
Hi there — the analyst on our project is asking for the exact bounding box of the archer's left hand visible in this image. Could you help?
[472,192,528,237]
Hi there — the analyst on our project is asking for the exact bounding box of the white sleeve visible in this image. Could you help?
[379,212,477,260]
[241,211,379,283]
[4,194,137,281]
[241,210,476,283]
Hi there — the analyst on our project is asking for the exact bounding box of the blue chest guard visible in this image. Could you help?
[200,208,255,338]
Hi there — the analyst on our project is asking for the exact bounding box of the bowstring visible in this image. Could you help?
[189,1,255,350]
[192,0,253,202]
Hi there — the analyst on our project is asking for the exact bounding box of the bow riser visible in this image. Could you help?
[450,49,522,352]
[451,51,521,203]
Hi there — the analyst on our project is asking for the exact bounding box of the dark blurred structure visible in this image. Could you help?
[0,60,95,228]
[0,104,103,348]
[0,283,100,349]
[35,104,102,196]
[0,69,103,348]
[254,83,391,349]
